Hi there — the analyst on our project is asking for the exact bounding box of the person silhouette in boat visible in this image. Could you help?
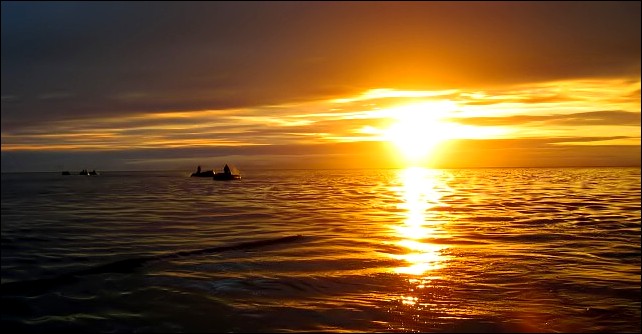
[197,165,202,174]
[223,164,231,175]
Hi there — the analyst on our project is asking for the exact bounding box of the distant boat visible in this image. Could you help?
[192,164,240,180]
[79,169,99,176]
[62,171,71,175]
[213,172,241,181]
[191,170,215,177]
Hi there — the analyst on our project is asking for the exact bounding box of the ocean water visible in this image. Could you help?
[1,167,640,333]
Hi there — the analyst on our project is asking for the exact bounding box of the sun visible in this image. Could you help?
[383,101,457,165]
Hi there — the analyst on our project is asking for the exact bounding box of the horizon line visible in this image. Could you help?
[2,165,641,174]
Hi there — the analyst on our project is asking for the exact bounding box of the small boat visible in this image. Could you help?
[62,171,71,175]
[190,170,215,177]
[79,169,99,176]
[213,172,241,181]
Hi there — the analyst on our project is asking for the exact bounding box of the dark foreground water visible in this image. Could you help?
[1,168,640,333]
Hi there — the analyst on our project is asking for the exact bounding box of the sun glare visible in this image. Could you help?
[383,101,457,165]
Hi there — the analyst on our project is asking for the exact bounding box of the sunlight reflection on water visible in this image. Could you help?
[390,167,450,276]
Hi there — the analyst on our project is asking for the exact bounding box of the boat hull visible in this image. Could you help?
[213,173,241,181]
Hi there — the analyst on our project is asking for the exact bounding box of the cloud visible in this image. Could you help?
[2,1,640,172]
[0,141,391,171]
[433,138,641,168]
[3,136,639,172]
[458,93,573,106]
[2,2,640,130]
[36,92,75,100]
[450,110,641,127]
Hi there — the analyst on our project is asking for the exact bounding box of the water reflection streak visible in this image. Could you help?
[391,167,451,276]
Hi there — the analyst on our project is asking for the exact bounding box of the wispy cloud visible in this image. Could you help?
[450,110,641,127]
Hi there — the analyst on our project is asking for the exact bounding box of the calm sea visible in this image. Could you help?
[1,168,640,333]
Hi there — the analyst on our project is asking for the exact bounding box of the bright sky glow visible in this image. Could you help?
[2,2,639,171]
[2,78,639,170]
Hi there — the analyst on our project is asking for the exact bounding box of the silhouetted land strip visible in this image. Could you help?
[1,235,305,296]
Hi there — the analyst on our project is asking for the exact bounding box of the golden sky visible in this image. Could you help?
[1,2,640,171]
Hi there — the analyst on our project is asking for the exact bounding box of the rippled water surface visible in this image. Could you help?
[1,168,640,332]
